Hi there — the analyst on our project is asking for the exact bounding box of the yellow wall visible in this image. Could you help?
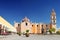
[32,24,35,33]
[0,16,16,32]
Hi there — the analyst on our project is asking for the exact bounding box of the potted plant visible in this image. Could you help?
[23,32,25,35]
[25,30,29,37]
[17,32,21,36]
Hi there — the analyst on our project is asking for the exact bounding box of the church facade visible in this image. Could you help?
[14,9,56,34]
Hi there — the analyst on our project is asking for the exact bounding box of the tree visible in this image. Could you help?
[49,28,56,34]
[52,28,56,32]
[49,29,52,34]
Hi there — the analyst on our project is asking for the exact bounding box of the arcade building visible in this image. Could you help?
[0,16,16,35]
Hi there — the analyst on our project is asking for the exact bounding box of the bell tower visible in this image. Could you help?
[51,9,56,29]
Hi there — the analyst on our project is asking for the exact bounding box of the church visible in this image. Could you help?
[14,9,56,34]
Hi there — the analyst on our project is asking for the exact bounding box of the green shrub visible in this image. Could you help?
[56,31,60,34]
[49,29,52,34]
[17,32,21,36]
[26,30,29,33]
[49,28,56,34]
[25,30,29,37]
[52,28,56,32]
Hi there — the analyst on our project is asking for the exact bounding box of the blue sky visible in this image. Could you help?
[0,0,60,28]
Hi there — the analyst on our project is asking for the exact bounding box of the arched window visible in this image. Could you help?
[37,25,38,27]
[26,23,28,26]
[0,24,2,29]
[42,25,43,27]
[41,25,43,29]
[0,24,1,26]
[22,20,24,22]
[32,25,33,27]
[18,24,20,26]
[46,25,47,27]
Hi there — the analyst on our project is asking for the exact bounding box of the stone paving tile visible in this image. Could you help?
[0,34,60,40]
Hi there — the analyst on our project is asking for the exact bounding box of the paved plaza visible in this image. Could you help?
[0,34,60,40]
